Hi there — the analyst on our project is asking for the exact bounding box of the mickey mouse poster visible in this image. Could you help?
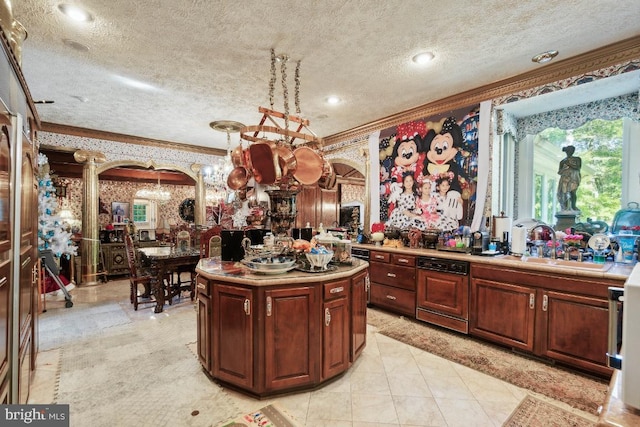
[378,105,479,232]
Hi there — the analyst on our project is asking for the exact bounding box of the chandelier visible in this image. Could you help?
[135,172,171,204]
[206,120,244,202]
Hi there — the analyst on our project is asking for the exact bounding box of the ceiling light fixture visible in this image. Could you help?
[532,50,559,64]
[326,96,341,105]
[412,51,435,65]
[207,120,244,192]
[57,4,94,22]
[135,172,171,205]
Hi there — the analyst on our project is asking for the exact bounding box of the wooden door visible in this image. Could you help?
[212,284,253,389]
[264,286,318,391]
[537,290,610,375]
[351,270,367,361]
[470,277,536,352]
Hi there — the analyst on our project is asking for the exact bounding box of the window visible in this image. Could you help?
[132,198,157,229]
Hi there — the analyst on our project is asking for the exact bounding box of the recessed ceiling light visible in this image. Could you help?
[412,51,435,65]
[326,96,341,105]
[532,50,559,64]
[57,3,94,22]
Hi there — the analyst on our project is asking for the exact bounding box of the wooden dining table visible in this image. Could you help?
[137,246,201,313]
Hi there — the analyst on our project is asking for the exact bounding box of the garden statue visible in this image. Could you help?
[556,145,582,211]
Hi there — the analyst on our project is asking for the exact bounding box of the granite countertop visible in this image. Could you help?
[196,257,369,286]
[353,243,635,281]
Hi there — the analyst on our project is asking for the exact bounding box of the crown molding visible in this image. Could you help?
[324,35,640,146]
[40,122,227,156]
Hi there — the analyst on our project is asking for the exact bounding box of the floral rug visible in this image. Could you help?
[367,308,608,414]
[503,395,595,427]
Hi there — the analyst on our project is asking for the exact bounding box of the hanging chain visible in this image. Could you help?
[295,60,301,116]
[280,55,290,144]
[269,48,276,110]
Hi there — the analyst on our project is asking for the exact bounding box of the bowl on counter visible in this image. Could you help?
[241,256,297,274]
[305,251,334,270]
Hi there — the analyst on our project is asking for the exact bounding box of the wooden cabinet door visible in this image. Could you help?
[295,185,317,228]
[470,277,536,352]
[417,269,468,318]
[537,290,610,375]
[212,284,253,389]
[264,286,319,391]
[351,271,368,361]
[196,292,211,373]
[323,296,349,380]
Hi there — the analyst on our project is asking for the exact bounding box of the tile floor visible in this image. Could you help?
[29,278,597,426]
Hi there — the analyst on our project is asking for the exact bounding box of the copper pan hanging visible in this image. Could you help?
[275,142,298,177]
[227,166,249,190]
[317,160,337,190]
[230,144,244,168]
[249,140,280,185]
[292,146,323,185]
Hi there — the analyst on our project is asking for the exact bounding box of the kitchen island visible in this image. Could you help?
[195,258,369,398]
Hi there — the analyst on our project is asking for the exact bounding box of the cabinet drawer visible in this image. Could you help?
[370,283,415,316]
[391,254,415,267]
[369,251,390,263]
[324,279,349,300]
[370,262,415,290]
[196,276,211,297]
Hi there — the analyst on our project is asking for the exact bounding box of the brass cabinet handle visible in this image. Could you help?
[398,258,409,264]
[529,293,535,309]
[330,286,344,294]
[244,298,251,315]
[0,277,6,287]
[387,272,396,278]
[365,274,370,292]
[266,296,272,316]
[386,295,397,300]
[374,255,385,260]
[197,283,206,289]
[542,295,548,312]
[325,307,331,326]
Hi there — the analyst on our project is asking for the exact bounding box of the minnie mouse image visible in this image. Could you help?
[421,116,469,193]
[389,120,427,184]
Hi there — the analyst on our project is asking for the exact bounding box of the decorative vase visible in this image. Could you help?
[371,232,385,246]
[266,190,298,237]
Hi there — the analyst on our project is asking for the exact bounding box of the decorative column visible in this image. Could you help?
[360,147,371,234]
[74,150,106,286]
[191,163,206,227]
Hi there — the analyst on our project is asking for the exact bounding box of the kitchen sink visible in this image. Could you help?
[519,257,610,271]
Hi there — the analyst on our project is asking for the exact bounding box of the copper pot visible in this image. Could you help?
[317,160,337,190]
[293,146,324,185]
[276,143,297,178]
[249,141,279,185]
[230,144,244,168]
[227,166,249,190]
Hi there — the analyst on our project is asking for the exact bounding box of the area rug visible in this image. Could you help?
[215,404,299,427]
[503,395,595,427]
[367,308,608,414]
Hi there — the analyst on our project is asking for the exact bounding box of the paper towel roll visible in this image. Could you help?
[492,216,512,242]
[511,225,527,255]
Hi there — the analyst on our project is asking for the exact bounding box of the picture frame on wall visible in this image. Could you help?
[138,229,156,242]
[112,201,129,224]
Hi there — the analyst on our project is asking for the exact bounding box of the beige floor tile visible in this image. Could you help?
[434,398,495,427]
[351,393,399,424]
[425,376,476,400]
[306,390,352,421]
[392,395,447,426]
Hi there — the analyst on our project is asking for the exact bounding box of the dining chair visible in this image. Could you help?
[199,225,223,258]
[124,234,169,310]
[170,225,197,298]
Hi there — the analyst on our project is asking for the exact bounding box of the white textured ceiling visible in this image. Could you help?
[11,0,640,151]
